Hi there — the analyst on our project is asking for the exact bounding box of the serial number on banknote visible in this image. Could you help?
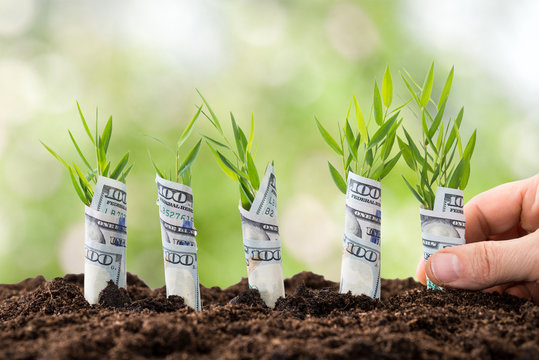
[160,207,194,222]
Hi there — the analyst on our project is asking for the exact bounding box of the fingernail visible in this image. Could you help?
[430,253,460,284]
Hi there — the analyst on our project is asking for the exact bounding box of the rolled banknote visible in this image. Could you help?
[421,187,466,289]
[84,204,127,304]
[239,164,284,308]
[91,176,127,219]
[434,186,464,214]
[339,172,381,299]
[156,175,201,310]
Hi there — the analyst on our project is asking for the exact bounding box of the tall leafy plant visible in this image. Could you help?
[399,64,477,209]
[149,106,203,186]
[41,102,133,206]
[197,91,261,210]
[316,66,403,193]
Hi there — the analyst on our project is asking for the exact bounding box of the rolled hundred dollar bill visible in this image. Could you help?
[156,175,201,310]
[339,172,381,299]
[84,205,127,304]
[239,164,284,308]
[421,187,466,289]
[91,176,127,219]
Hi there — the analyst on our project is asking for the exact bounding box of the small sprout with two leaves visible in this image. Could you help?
[399,63,477,210]
[316,66,404,194]
[197,91,261,211]
[148,105,203,186]
[41,102,133,206]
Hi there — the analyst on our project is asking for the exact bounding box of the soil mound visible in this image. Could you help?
[0,271,537,359]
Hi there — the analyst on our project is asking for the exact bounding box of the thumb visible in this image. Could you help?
[425,231,539,290]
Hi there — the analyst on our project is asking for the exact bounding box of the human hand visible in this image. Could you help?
[416,174,539,303]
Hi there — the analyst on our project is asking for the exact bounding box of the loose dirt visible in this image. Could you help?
[0,272,537,359]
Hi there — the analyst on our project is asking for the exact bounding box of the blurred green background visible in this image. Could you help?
[0,0,538,288]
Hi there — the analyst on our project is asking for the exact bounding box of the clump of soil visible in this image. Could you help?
[0,271,537,360]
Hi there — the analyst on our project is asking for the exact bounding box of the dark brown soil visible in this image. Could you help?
[0,272,537,359]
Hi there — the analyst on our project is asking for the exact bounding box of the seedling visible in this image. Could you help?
[316,67,404,299]
[41,102,133,205]
[316,66,403,191]
[150,104,203,311]
[399,64,477,209]
[197,90,261,210]
[148,106,203,186]
[199,91,284,308]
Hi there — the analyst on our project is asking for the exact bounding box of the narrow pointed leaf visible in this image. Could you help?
[328,162,347,194]
[403,176,425,205]
[118,164,133,183]
[76,101,95,145]
[246,114,255,153]
[438,66,454,109]
[196,89,223,134]
[68,131,92,171]
[178,140,202,177]
[353,95,368,145]
[382,66,393,108]
[315,117,343,155]
[420,62,434,108]
[373,82,384,126]
[100,116,112,153]
[69,168,90,205]
[110,152,130,179]
[246,151,260,190]
[178,105,202,149]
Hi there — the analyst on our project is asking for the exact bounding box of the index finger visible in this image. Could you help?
[464,174,539,243]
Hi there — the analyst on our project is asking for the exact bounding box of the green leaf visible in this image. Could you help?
[328,162,347,194]
[69,168,90,205]
[100,116,112,154]
[382,66,393,108]
[398,137,416,171]
[428,101,445,140]
[178,140,202,177]
[353,94,368,145]
[373,82,384,126]
[462,130,477,160]
[201,134,230,149]
[438,66,454,109]
[72,163,93,194]
[403,176,425,205]
[344,119,357,161]
[381,119,399,160]
[444,107,464,154]
[206,142,238,181]
[230,113,246,161]
[403,128,423,162]
[76,101,95,145]
[118,164,133,183]
[239,179,254,210]
[110,152,130,179]
[68,131,92,171]
[246,114,255,153]
[369,112,399,149]
[448,157,468,188]
[378,151,401,180]
[196,89,223,134]
[420,62,434,108]
[246,151,260,190]
[41,141,70,169]
[365,148,373,166]
[454,123,463,158]
[315,117,343,155]
[401,73,420,106]
[459,162,471,190]
[149,151,166,179]
[102,162,110,177]
[177,105,202,149]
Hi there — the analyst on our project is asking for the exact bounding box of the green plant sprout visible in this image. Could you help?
[41,102,133,206]
[399,63,477,209]
[197,90,261,211]
[316,66,404,194]
[148,106,203,186]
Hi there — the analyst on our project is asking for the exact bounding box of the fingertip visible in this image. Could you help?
[416,256,427,285]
